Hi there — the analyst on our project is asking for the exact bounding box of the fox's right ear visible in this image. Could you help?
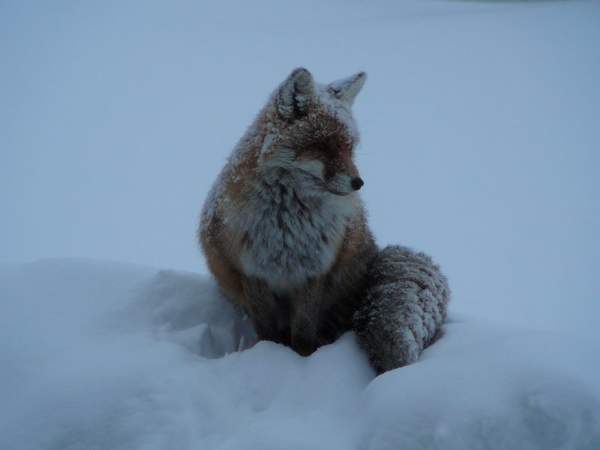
[276,68,315,121]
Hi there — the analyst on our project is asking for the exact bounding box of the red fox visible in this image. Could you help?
[199,68,449,372]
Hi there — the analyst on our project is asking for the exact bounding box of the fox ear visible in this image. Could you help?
[327,71,366,106]
[277,68,315,120]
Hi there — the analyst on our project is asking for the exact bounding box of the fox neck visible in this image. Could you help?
[237,166,357,291]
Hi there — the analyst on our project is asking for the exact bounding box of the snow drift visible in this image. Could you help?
[1,259,599,450]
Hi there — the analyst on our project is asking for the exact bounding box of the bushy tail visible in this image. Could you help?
[353,245,450,374]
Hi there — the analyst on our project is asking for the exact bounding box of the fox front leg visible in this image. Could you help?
[290,279,323,356]
[241,277,291,346]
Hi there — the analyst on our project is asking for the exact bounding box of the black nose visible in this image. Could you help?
[351,177,364,191]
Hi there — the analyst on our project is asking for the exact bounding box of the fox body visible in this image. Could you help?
[200,68,449,369]
[200,68,377,355]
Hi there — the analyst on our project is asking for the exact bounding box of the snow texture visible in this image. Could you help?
[355,245,450,373]
[1,259,599,450]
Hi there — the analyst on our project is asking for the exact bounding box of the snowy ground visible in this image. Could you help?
[2,260,599,450]
[1,0,600,449]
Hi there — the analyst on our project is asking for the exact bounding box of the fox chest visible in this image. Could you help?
[232,182,352,290]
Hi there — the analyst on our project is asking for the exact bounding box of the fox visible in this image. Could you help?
[199,68,449,372]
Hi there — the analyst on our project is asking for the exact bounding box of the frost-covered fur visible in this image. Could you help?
[199,68,449,370]
[355,246,450,373]
[200,68,377,356]
[237,167,357,290]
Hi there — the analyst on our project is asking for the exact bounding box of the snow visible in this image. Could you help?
[2,0,600,448]
[1,260,599,450]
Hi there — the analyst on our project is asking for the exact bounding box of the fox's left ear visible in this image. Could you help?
[277,67,316,121]
[327,72,366,106]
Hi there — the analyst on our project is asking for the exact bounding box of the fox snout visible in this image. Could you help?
[316,155,364,196]
[334,156,364,194]
[351,177,364,191]
[325,172,364,196]
[294,152,363,195]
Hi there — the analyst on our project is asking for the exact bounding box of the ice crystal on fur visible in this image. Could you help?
[354,246,450,373]
[237,168,357,289]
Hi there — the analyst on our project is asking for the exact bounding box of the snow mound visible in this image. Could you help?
[1,259,599,450]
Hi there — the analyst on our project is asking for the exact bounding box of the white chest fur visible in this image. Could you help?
[231,168,356,291]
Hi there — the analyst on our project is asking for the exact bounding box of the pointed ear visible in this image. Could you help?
[327,71,366,106]
[277,68,315,121]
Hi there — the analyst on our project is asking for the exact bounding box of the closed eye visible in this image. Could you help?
[294,159,325,180]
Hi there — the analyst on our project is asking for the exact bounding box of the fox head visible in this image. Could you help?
[258,68,366,196]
